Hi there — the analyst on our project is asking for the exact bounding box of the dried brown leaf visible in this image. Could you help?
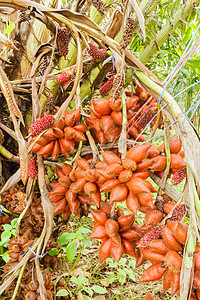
[0,66,24,125]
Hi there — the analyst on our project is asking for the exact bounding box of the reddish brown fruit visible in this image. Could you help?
[135,249,146,267]
[90,189,101,208]
[110,184,128,202]
[76,158,90,170]
[145,210,163,226]
[37,140,54,156]
[111,111,123,125]
[120,230,141,240]
[165,250,182,271]
[52,183,67,195]
[174,222,188,244]
[110,244,124,262]
[30,142,42,153]
[95,161,107,169]
[51,140,60,160]
[105,163,124,176]
[110,233,122,246]
[118,214,135,228]
[170,138,182,153]
[92,98,111,115]
[99,238,111,263]
[148,239,168,254]
[100,115,115,132]
[136,159,153,171]
[90,209,108,225]
[59,144,69,157]
[163,202,175,214]
[119,169,133,182]
[59,175,71,187]
[90,224,107,239]
[53,198,67,214]
[126,95,140,110]
[126,143,151,163]
[105,219,119,236]
[126,177,150,194]
[100,179,121,192]
[147,145,160,158]
[74,130,86,142]
[77,194,90,204]
[71,178,87,193]
[163,269,172,291]
[122,239,135,257]
[52,127,64,138]
[193,271,200,289]
[141,248,165,263]
[101,203,112,215]
[49,193,64,203]
[171,271,180,295]
[63,205,71,218]
[84,182,97,195]
[150,156,167,172]
[194,253,200,271]
[66,189,76,203]
[74,169,85,179]
[126,192,140,214]
[140,262,167,282]
[95,131,107,144]
[138,193,155,209]
[122,158,137,171]
[132,171,152,179]
[170,153,187,169]
[162,227,182,252]
[64,127,76,139]
[101,151,121,165]
[37,136,51,146]
[84,169,99,182]
[59,138,74,151]
[68,199,80,214]
[109,97,122,111]
[73,123,87,132]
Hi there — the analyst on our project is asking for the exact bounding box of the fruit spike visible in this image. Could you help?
[120,17,135,49]
[169,204,186,222]
[171,168,187,185]
[138,226,162,248]
[28,156,37,179]
[87,43,107,60]
[28,115,55,137]
[91,0,106,15]
[57,27,70,58]
[99,75,114,96]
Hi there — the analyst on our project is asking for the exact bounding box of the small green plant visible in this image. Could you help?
[107,257,136,285]
[0,218,18,262]
[48,226,92,264]
[69,275,107,299]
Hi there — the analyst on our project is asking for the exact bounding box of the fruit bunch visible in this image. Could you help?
[85,87,158,144]
[29,108,87,159]
[90,204,143,263]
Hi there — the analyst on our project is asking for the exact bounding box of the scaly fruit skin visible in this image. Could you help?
[140,262,167,282]
[28,156,37,179]
[28,115,55,136]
